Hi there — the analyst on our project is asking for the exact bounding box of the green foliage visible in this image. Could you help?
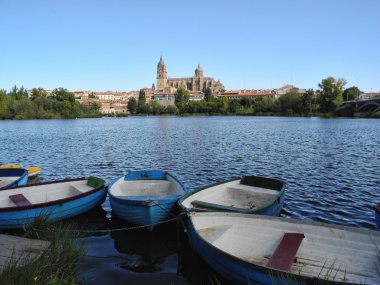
[253,97,276,114]
[301,89,314,114]
[0,217,83,285]
[0,86,100,120]
[30,88,47,101]
[165,105,178,114]
[343,86,361,101]
[137,89,147,114]
[9,85,28,100]
[204,87,212,102]
[128,97,137,114]
[279,90,302,115]
[318,76,346,113]
[175,87,190,111]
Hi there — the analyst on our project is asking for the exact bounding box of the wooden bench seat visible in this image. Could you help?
[9,194,32,207]
[227,185,280,195]
[266,232,305,271]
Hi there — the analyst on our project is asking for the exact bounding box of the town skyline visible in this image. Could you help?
[1,0,379,93]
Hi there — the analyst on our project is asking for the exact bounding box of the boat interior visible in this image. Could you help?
[0,180,94,208]
[193,214,380,285]
[111,176,183,197]
[0,177,20,188]
[182,180,280,210]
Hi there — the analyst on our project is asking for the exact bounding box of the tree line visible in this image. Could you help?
[0,76,366,120]
[0,86,101,120]
[128,76,363,117]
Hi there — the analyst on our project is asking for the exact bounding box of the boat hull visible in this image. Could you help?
[108,170,185,231]
[374,204,380,229]
[109,196,179,231]
[186,212,380,285]
[0,178,107,229]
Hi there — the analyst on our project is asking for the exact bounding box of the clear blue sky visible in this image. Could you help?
[1,0,379,92]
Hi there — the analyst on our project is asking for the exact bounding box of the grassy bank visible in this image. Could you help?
[0,217,84,285]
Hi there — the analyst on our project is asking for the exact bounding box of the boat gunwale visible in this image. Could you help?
[188,212,380,285]
[107,170,185,202]
[178,175,286,213]
[0,168,29,189]
[0,177,107,212]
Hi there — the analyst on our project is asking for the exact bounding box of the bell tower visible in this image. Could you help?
[156,56,167,91]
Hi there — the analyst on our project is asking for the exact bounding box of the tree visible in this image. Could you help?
[0,89,9,118]
[318,77,346,113]
[52,88,75,103]
[128,97,137,114]
[343,86,361,101]
[137,89,146,113]
[240,97,252,109]
[31,88,47,101]
[9,85,28,100]
[174,87,190,111]
[279,91,302,115]
[301,89,314,114]
[204,87,212,102]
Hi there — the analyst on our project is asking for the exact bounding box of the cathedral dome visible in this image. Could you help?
[195,64,203,77]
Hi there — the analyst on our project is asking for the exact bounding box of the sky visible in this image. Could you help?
[0,0,379,92]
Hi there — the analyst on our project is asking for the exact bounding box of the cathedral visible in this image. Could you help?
[155,56,224,95]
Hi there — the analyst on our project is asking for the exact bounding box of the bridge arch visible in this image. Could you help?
[357,101,380,112]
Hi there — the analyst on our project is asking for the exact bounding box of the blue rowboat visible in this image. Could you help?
[186,212,380,285]
[0,177,107,229]
[0,168,28,189]
[108,170,185,231]
[179,175,286,216]
[374,204,380,229]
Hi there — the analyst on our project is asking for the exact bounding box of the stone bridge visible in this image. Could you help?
[343,97,380,115]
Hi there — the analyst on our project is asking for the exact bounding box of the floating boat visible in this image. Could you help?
[186,212,380,285]
[0,164,42,178]
[108,170,185,231]
[179,175,285,216]
[0,168,28,189]
[0,176,107,229]
[374,204,380,229]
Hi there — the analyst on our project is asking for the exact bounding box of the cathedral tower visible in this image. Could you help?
[156,56,167,90]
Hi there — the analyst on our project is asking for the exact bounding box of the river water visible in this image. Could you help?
[0,116,379,284]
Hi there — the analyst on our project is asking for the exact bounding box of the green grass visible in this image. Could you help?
[0,216,84,285]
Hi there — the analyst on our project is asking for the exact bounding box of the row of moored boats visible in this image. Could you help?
[1,166,380,284]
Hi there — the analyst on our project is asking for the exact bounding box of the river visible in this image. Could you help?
[0,116,379,284]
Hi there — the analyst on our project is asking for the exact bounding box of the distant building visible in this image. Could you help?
[153,92,176,107]
[274,85,306,97]
[218,90,275,100]
[359,92,380,100]
[155,56,224,95]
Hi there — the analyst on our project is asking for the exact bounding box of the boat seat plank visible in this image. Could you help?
[266,232,305,271]
[227,185,279,195]
[9,194,32,207]
[191,200,244,211]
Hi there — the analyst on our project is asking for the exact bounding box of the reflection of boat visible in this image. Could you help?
[374,204,380,229]
[0,168,28,189]
[186,212,380,285]
[108,170,185,231]
[110,219,178,263]
[179,175,285,216]
[0,164,42,178]
[0,177,107,229]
